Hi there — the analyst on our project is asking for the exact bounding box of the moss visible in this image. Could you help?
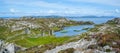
[52,27,61,31]
[88,27,99,32]
[58,48,75,53]
[105,49,111,52]
[0,26,7,33]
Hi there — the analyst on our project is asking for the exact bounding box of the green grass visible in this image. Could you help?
[88,27,99,32]
[52,27,61,31]
[0,26,7,33]
[14,36,71,48]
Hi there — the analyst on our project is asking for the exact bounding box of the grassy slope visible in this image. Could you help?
[0,18,93,49]
[14,36,71,48]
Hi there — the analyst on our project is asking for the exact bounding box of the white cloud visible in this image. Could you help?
[47,10,56,14]
[115,9,120,13]
[2,0,120,16]
[10,8,16,13]
[9,8,19,13]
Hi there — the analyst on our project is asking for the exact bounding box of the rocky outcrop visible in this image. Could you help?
[106,18,120,24]
[45,38,117,53]
[0,40,15,53]
[44,18,120,53]
[45,39,96,53]
[77,21,94,25]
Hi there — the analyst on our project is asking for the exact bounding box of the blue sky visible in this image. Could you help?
[0,0,120,17]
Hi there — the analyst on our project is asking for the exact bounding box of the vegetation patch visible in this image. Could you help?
[14,36,71,48]
[73,30,81,32]
[60,30,68,33]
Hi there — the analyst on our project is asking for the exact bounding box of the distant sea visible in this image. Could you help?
[0,16,118,24]
[66,17,115,24]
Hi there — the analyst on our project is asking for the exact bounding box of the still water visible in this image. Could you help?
[54,17,114,36]
[54,25,93,36]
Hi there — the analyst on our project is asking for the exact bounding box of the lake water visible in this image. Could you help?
[54,17,115,36]
[54,25,93,37]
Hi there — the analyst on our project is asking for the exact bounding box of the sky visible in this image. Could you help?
[0,0,120,17]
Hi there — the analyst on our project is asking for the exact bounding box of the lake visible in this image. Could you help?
[54,25,93,37]
[54,17,115,36]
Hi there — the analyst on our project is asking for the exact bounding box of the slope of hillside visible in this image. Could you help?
[44,18,120,53]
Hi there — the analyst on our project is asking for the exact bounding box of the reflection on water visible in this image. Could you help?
[54,25,93,36]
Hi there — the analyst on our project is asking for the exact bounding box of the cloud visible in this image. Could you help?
[115,9,120,13]
[1,0,120,16]
[10,8,16,13]
[47,10,56,14]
